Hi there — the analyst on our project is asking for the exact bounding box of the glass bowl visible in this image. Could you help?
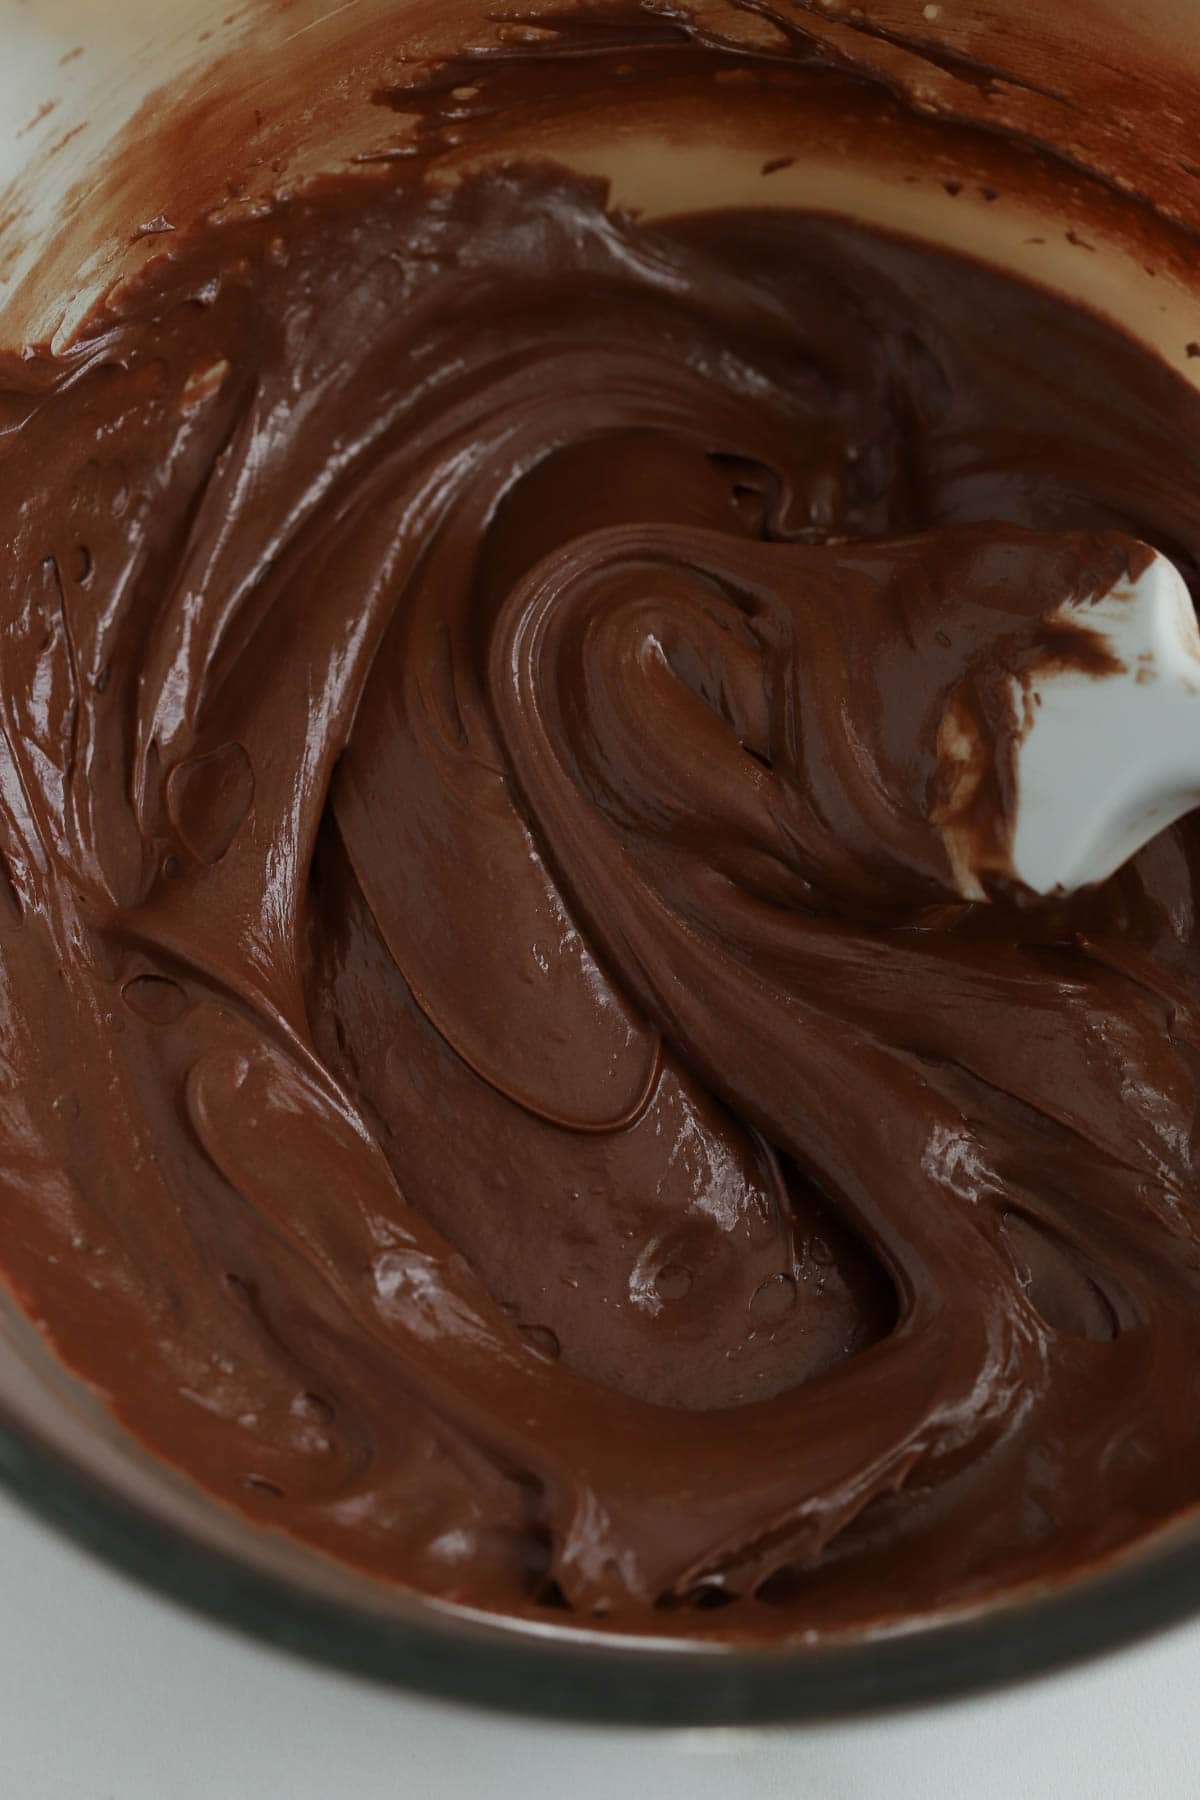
[1,0,1199,1723]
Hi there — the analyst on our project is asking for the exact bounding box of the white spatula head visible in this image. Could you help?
[940,547,1200,899]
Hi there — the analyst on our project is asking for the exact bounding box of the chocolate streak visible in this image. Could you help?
[3,15,1200,1638]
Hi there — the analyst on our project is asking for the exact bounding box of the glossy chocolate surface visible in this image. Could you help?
[3,6,1200,1638]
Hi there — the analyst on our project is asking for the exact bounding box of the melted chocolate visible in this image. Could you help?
[3,19,1200,1639]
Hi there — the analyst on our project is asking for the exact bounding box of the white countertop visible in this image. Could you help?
[0,1486,1198,1799]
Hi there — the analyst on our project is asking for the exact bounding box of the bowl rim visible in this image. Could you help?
[2,1400,1199,1723]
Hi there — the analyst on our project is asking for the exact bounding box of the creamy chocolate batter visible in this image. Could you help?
[3,5,1200,1639]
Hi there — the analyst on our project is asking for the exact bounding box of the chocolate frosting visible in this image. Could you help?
[4,9,1200,1638]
